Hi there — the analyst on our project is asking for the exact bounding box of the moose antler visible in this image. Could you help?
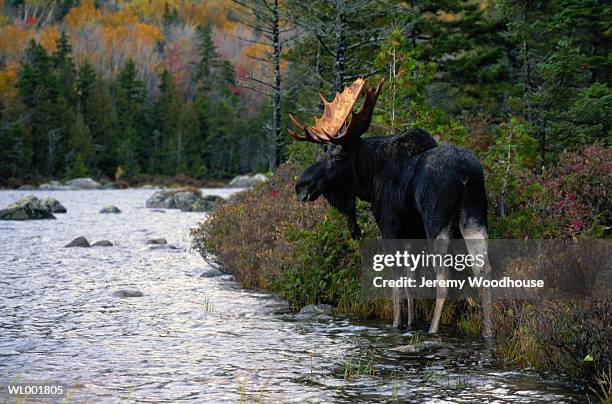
[288,78,384,144]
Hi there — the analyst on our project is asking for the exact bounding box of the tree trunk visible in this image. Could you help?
[333,0,347,93]
[271,0,282,172]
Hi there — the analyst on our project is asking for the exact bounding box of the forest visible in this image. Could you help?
[0,0,609,183]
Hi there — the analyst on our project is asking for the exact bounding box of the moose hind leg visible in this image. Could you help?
[392,286,403,328]
[460,221,494,339]
[429,226,451,334]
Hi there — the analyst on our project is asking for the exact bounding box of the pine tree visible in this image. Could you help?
[115,59,146,175]
[157,69,183,174]
[17,40,59,178]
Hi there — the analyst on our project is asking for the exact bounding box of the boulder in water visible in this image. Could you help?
[226,173,269,188]
[392,340,443,353]
[173,190,199,210]
[41,197,67,213]
[38,180,73,190]
[65,236,90,248]
[91,240,113,247]
[18,185,35,190]
[99,205,121,214]
[146,189,224,212]
[113,290,143,298]
[145,190,175,209]
[64,178,102,190]
[299,304,333,315]
[145,238,167,245]
[0,195,56,220]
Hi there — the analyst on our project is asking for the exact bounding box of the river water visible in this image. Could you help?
[0,189,587,402]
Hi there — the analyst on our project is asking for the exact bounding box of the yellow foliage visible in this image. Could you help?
[38,25,58,52]
[103,8,138,27]
[64,0,102,28]
[134,23,164,44]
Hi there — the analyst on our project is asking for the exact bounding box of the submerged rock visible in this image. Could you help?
[145,238,167,245]
[41,197,67,213]
[38,180,73,190]
[113,290,143,298]
[91,240,113,247]
[65,236,90,248]
[102,181,129,189]
[149,244,178,250]
[392,340,443,353]
[99,205,121,214]
[200,268,223,278]
[226,173,269,188]
[0,195,56,220]
[65,177,102,189]
[299,304,333,315]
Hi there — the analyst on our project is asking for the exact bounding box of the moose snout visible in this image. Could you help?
[295,184,310,202]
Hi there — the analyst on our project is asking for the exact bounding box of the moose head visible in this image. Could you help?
[288,78,384,239]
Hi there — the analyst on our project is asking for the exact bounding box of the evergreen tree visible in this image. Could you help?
[17,40,59,177]
[115,59,146,175]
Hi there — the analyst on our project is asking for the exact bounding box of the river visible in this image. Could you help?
[0,189,587,402]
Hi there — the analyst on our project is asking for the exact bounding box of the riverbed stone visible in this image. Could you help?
[173,191,199,210]
[0,195,56,220]
[145,238,167,245]
[226,173,269,188]
[41,197,67,213]
[91,240,113,247]
[38,180,73,190]
[65,177,102,189]
[99,205,121,214]
[113,290,143,298]
[65,236,90,248]
[392,340,443,353]
[145,190,175,209]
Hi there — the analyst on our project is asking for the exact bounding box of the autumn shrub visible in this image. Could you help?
[484,129,611,384]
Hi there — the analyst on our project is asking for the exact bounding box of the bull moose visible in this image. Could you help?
[287,78,494,339]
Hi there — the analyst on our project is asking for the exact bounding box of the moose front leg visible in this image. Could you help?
[347,214,362,239]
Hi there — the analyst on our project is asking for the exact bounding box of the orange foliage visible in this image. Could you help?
[0,25,31,57]
[64,0,102,28]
